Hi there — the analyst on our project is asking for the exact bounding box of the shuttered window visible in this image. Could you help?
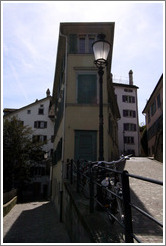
[75,131,97,161]
[34,121,47,128]
[123,110,136,118]
[77,74,97,104]
[32,135,47,143]
[122,95,135,103]
[124,123,136,131]
[89,37,95,53]
[79,37,86,53]
[124,136,134,144]
[68,34,77,54]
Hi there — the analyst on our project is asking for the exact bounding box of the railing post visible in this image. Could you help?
[70,159,73,184]
[77,160,80,193]
[89,165,94,213]
[121,170,134,243]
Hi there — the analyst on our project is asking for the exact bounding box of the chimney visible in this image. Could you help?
[129,70,133,85]
[46,88,50,97]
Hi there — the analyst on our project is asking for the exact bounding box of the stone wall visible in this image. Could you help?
[62,181,92,243]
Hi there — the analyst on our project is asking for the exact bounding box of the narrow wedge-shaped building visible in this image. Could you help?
[50,22,120,215]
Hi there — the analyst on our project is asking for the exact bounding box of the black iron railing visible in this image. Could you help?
[65,159,163,243]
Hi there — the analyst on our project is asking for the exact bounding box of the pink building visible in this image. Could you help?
[142,74,163,162]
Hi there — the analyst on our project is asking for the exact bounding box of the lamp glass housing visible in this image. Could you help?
[93,41,110,61]
[92,37,110,67]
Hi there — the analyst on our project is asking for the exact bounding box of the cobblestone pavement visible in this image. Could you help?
[3,201,71,243]
[125,157,163,244]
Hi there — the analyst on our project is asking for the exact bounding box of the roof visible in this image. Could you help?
[3,96,52,117]
[112,82,139,89]
[142,74,163,114]
[3,108,17,114]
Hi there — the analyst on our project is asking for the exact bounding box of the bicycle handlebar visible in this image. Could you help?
[70,154,132,170]
[90,154,132,169]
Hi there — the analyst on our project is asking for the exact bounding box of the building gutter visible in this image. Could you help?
[59,31,68,221]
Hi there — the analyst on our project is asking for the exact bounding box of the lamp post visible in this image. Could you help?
[92,34,111,161]
[92,34,111,210]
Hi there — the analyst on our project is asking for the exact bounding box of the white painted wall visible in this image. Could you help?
[113,85,140,156]
[4,97,54,157]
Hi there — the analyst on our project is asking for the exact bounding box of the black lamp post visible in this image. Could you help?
[92,34,111,161]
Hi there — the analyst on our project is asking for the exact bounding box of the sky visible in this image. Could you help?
[2,1,164,124]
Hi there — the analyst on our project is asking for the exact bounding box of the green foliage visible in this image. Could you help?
[3,116,45,191]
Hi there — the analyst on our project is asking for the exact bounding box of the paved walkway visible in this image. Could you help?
[3,157,163,244]
[125,157,163,243]
[3,201,71,243]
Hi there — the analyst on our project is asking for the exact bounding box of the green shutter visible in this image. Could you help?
[75,131,97,161]
[68,34,77,54]
[77,74,97,104]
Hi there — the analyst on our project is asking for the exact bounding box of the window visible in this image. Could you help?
[69,34,96,54]
[34,121,47,128]
[27,110,31,114]
[38,108,44,115]
[51,135,54,143]
[151,100,156,116]
[123,110,136,118]
[157,94,161,108]
[77,74,97,104]
[88,36,95,53]
[79,37,86,53]
[75,131,97,161]
[124,123,136,131]
[32,135,47,143]
[124,136,134,144]
[148,110,151,123]
[122,95,135,103]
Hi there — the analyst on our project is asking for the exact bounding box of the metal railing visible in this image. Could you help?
[65,159,163,243]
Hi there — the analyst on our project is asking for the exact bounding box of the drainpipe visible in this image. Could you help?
[59,31,68,222]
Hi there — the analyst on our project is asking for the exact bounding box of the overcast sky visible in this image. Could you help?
[2,1,164,124]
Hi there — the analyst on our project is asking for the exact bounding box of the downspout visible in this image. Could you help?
[59,31,68,222]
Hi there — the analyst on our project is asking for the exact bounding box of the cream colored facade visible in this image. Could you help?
[50,23,120,213]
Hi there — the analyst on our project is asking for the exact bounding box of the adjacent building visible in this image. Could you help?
[113,70,140,156]
[3,89,54,196]
[50,22,120,213]
[142,74,163,162]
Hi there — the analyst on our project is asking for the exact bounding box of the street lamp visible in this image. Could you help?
[92,34,111,161]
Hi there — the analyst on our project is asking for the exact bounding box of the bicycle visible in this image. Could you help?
[90,155,132,224]
[72,159,98,199]
[72,155,132,225]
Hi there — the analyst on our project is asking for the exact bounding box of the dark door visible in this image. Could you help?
[75,130,97,161]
